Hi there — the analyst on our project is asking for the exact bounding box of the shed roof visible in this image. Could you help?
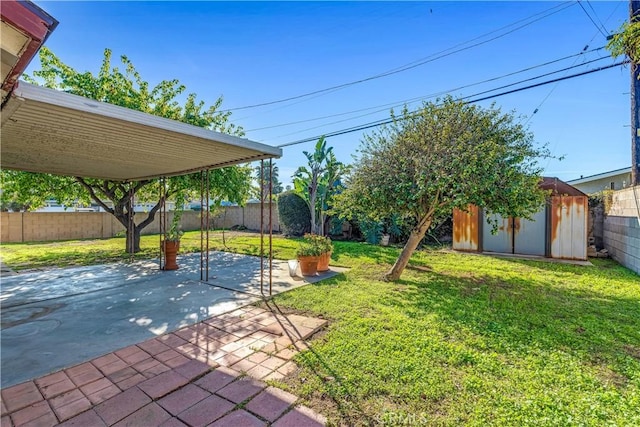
[1,82,281,181]
[540,177,587,197]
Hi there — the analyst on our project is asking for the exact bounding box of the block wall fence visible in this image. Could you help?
[0,204,280,243]
[603,185,640,275]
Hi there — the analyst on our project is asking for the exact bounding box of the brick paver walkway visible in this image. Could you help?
[1,305,327,426]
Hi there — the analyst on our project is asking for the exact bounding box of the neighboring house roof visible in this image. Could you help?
[567,167,632,185]
[1,82,282,181]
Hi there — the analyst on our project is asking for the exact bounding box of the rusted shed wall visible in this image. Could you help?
[550,195,588,260]
[452,205,480,251]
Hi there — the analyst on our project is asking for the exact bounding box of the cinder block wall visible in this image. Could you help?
[603,186,640,274]
[0,204,280,243]
[210,203,280,232]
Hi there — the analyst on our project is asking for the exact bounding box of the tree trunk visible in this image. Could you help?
[309,191,317,234]
[384,217,432,281]
[74,178,158,254]
[126,227,142,253]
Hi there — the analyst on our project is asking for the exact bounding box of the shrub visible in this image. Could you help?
[277,191,311,237]
[359,219,383,244]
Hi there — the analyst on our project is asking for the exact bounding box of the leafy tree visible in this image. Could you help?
[293,137,347,235]
[2,47,251,253]
[336,97,550,281]
[253,162,283,201]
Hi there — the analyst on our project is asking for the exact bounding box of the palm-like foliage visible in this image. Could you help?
[293,138,347,235]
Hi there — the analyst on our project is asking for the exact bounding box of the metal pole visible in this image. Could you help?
[632,1,640,185]
[160,177,166,270]
[269,158,273,296]
[128,186,135,262]
[206,169,210,282]
[200,170,204,281]
[260,160,264,295]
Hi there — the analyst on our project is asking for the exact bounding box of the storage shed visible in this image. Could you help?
[453,178,588,261]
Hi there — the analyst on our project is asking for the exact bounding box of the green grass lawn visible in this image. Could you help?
[0,230,300,270]
[1,233,639,425]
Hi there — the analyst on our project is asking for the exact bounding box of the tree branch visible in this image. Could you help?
[75,177,114,215]
[101,182,116,200]
[136,197,164,231]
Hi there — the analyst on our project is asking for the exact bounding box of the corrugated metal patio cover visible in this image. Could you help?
[1,82,281,181]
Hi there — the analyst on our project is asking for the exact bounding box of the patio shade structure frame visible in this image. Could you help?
[1,82,282,291]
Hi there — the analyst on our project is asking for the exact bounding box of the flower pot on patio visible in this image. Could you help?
[317,251,332,272]
[297,233,333,276]
[163,240,180,270]
[297,255,319,276]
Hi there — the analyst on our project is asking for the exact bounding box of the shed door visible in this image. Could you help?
[482,208,546,256]
[550,196,587,260]
[482,214,512,253]
[513,208,547,256]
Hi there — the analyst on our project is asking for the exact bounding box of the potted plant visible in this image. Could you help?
[163,208,183,270]
[314,234,333,272]
[296,234,324,276]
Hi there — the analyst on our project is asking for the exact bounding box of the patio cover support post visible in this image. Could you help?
[159,177,167,270]
[128,187,135,262]
[260,160,264,295]
[200,171,205,281]
[206,169,210,282]
[269,158,273,296]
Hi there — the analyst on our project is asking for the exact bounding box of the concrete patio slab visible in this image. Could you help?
[1,251,346,388]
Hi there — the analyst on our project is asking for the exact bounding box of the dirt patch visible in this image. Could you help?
[623,344,640,361]
[595,366,628,389]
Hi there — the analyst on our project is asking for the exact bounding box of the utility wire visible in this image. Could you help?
[272,55,609,140]
[527,1,621,126]
[276,60,629,148]
[585,0,610,35]
[247,46,605,133]
[578,0,609,38]
[219,1,576,113]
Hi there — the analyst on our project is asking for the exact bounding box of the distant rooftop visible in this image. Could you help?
[567,167,631,185]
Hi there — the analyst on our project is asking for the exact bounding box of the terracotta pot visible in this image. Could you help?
[297,255,319,276]
[163,240,180,270]
[317,251,332,272]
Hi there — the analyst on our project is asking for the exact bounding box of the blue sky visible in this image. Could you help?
[29,1,629,188]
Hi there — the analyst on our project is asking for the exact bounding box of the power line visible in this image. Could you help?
[247,46,606,134]
[577,0,608,38]
[585,0,610,35]
[219,1,576,113]
[272,54,610,140]
[276,60,629,148]
[533,0,622,171]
